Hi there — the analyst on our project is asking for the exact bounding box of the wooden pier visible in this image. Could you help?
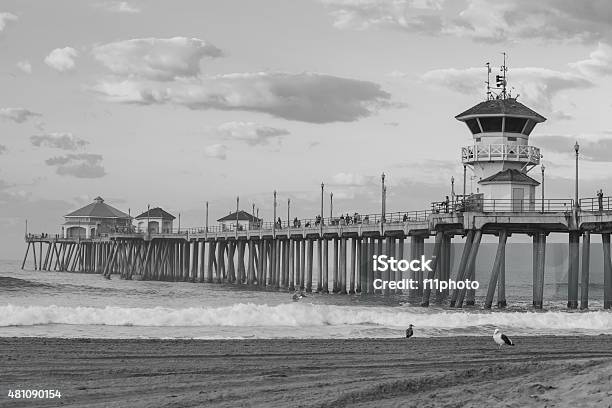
[22,197,612,309]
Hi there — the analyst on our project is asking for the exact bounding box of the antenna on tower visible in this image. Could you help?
[497,51,508,99]
[485,62,492,100]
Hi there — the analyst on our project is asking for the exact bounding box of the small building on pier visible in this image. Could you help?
[63,196,132,238]
[134,207,175,233]
[457,97,544,211]
[218,210,261,231]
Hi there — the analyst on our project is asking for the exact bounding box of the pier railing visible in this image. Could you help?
[463,198,573,213]
[579,196,612,212]
[27,198,588,242]
[164,210,431,235]
[461,144,541,165]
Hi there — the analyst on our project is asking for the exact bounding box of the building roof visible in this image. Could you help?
[478,169,540,186]
[217,210,261,222]
[455,98,546,122]
[65,196,131,219]
[134,207,176,220]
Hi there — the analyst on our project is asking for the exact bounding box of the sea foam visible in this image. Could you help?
[2,303,611,336]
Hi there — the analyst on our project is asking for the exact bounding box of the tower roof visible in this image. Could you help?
[65,197,131,219]
[478,169,540,186]
[217,210,261,222]
[456,98,546,122]
[134,207,176,220]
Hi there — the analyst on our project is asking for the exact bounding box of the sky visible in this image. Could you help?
[1,0,612,259]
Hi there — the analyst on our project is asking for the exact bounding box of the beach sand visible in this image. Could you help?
[1,336,611,408]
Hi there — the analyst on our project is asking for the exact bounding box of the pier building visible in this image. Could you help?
[62,196,131,239]
[135,208,175,234]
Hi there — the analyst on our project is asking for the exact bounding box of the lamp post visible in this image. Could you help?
[147,204,150,234]
[287,198,290,228]
[451,176,455,210]
[330,192,333,219]
[463,165,467,197]
[574,142,579,210]
[252,203,255,230]
[320,182,324,227]
[541,164,545,212]
[205,201,209,233]
[273,190,277,234]
[381,172,386,223]
[236,196,239,231]
[178,213,181,233]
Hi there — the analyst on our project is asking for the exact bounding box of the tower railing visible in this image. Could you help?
[461,144,541,165]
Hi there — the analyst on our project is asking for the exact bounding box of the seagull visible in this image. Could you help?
[405,324,414,339]
[493,328,514,349]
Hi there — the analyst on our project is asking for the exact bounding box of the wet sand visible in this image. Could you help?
[1,336,611,408]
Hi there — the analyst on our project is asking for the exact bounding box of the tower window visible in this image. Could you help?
[475,137,481,142]
[505,117,527,133]
[465,118,481,134]
[507,136,517,141]
[523,120,536,136]
[479,117,503,132]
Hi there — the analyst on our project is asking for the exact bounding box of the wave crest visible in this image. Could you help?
[2,303,611,335]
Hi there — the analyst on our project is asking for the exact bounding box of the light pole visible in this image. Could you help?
[147,204,150,234]
[273,190,277,233]
[463,165,467,197]
[381,172,386,223]
[205,201,209,233]
[236,196,239,231]
[320,182,324,227]
[287,198,290,228]
[574,142,579,210]
[541,164,545,212]
[178,213,181,233]
[451,176,455,210]
[252,203,255,230]
[330,192,333,219]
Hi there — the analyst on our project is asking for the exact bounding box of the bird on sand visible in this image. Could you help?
[493,328,514,349]
[405,324,414,339]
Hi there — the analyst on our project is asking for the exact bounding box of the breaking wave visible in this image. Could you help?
[2,303,611,336]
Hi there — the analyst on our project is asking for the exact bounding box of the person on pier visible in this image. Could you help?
[598,189,604,211]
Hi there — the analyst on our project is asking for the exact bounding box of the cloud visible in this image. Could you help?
[16,60,31,74]
[0,12,17,32]
[92,37,222,81]
[92,72,391,123]
[44,47,77,72]
[532,135,612,162]
[30,133,89,150]
[204,144,227,160]
[570,42,612,76]
[0,107,41,123]
[0,145,6,154]
[212,122,290,146]
[421,66,592,113]
[331,172,370,186]
[96,1,141,13]
[45,153,106,178]
[321,0,612,43]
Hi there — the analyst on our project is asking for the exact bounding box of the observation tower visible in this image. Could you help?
[456,55,545,211]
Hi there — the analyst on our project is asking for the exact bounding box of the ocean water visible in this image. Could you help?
[1,260,611,339]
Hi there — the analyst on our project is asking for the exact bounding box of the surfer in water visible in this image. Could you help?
[292,291,307,302]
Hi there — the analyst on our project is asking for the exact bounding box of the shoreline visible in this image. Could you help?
[2,336,612,407]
